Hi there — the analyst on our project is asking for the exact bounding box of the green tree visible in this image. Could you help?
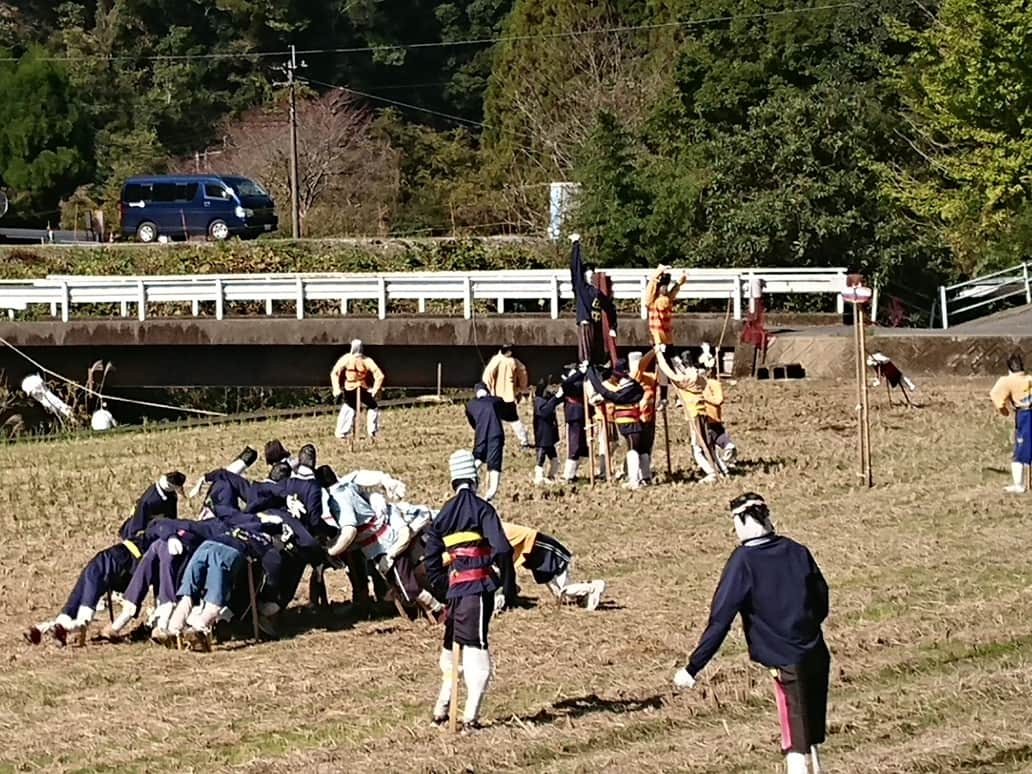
[572,110,649,266]
[888,0,1032,275]
[0,46,92,221]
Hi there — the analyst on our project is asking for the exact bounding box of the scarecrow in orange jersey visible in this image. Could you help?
[503,522,606,610]
[331,339,385,441]
[645,265,687,404]
[626,350,660,487]
[655,345,727,481]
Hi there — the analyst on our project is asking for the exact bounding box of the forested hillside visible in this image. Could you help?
[0,0,1029,295]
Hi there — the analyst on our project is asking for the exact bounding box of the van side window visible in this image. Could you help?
[123,183,153,202]
[205,183,231,200]
[152,183,178,202]
[178,183,199,201]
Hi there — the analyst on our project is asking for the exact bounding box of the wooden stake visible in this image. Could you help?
[436,362,442,400]
[350,389,360,451]
[583,379,597,485]
[852,303,865,482]
[858,307,873,487]
[662,402,672,476]
[449,641,461,733]
[106,591,114,624]
[247,559,261,643]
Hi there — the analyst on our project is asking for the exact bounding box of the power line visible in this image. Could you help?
[0,3,857,63]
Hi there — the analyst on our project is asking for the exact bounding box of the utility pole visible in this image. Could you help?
[275,45,305,238]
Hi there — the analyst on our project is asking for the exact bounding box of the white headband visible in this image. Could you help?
[731,498,766,517]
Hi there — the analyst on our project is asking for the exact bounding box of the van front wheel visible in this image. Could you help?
[136,222,158,243]
[208,219,230,241]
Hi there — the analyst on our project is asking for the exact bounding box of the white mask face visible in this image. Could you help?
[734,514,772,542]
[584,269,595,285]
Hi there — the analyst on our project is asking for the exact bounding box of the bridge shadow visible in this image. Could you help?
[512,692,667,725]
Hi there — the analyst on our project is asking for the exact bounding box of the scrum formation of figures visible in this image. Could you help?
[24,440,605,654]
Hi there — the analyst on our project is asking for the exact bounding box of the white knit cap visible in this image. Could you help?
[449,449,478,484]
[628,351,643,375]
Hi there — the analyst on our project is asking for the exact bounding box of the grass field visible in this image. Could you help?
[1,378,1031,773]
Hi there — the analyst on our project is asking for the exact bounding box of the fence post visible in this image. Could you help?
[120,301,128,318]
[295,276,305,320]
[340,298,349,316]
[747,271,757,315]
[639,277,648,320]
[463,276,473,320]
[836,271,845,315]
[550,275,559,320]
[870,284,878,325]
[60,281,69,323]
[377,276,387,320]
[497,296,505,314]
[215,278,224,321]
[1024,262,1031,305]
[732,279,742,321]
[939,285,948,329]
[137,279,146,321]
[418,297,426,314]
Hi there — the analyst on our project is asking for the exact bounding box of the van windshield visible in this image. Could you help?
[223,177,268,198]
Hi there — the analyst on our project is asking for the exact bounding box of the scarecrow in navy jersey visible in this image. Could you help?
[164,520,281,651]
[25,531,156,646]
[570,234,617,365]
[24,470,190,645]
[424,449,517,731]
[558,365,589,482]
[531,378,564,485]
[466,381,519,501]
[674,493,830,774]
[117,470,189,538]
[585,359,647,485]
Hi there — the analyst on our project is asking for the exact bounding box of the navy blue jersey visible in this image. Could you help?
[533,395,562,448]
[465,395,517,447]
[561,370,586,424]
[571,241,617,329]
[118,482,179,539]
[688,535,829,675]
[202,469,254,511]
[587,368,644,405]
[424,487,516,602]
[245,477,335,541]
[209,525,279,560]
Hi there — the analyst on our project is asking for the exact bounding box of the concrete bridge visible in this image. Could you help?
[0,314,757,391]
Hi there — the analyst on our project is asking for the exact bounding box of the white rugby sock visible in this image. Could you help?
[785,752,808,774]
[462,647,492,723]
[433,648,457,719]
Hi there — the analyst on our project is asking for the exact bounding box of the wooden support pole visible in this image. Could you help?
[247,559,261,643]
[858,307,873,487]
[351,389,360,451]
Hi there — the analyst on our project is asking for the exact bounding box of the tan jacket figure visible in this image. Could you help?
[482,349,529,404]
[989,352,1032,493]
[481,345,530,446]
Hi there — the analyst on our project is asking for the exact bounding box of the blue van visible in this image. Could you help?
[120,174,278,242]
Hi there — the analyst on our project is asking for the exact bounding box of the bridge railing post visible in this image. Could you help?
[60,281,69,323]
[732,278,742,321]
[639,277,648,320]
[295,276,305,320]
[377,277,387,320]
[1024,262,1031,305]
[463,276,472,320]
[550,275,559,320]
[215,278,224,321]
[137,279,146,321]
[939,285,948,329]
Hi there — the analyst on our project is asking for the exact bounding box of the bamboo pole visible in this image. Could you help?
[584,380,596,485]
[858,306,873,487]
[853,303,864,481]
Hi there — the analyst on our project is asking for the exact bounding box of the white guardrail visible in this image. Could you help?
[938,262,1032,329]
[0,267,848,323]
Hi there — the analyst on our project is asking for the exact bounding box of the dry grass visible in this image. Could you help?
[1,379,1031,773]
